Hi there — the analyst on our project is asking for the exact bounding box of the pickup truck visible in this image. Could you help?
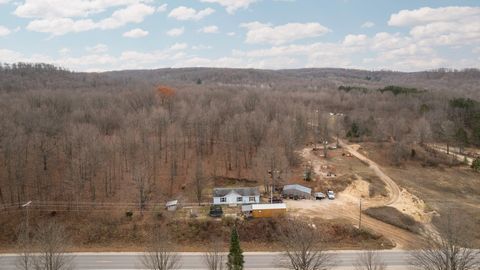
[314,192,326,200]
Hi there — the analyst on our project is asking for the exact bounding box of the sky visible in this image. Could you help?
[0,0,479,72]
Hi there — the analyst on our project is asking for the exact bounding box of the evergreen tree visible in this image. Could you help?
[227,225,244,270]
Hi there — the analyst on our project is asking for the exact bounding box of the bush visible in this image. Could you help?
[125,211,133,218]
[472,158,480,172]
[364,206,423,233]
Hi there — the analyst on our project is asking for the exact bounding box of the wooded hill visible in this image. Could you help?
[0,64,479,207]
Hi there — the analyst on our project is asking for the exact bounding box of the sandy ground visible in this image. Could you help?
[290,141,435,249]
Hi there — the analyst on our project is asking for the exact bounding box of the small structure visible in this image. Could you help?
[242,203,286,218]
[165,200,178,211]
[212,187,260,205]
[282,184,312,199]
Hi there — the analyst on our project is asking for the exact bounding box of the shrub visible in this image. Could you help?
[364,206,423,233]
[472,158,480,172]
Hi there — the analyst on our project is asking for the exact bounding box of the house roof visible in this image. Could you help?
[213,187,260,197]
[166,200,178,207]
[283,184,312,194]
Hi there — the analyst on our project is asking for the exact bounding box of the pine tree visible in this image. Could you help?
[227,225,244,270]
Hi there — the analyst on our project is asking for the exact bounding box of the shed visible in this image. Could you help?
[242,203,286,218]
[282,184,312,199]
[165,200,178,211]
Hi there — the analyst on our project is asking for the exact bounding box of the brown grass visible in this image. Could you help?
[0,209,393,252]
[363,206,423,234]
[358,142,480,246]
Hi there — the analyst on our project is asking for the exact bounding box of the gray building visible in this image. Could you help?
[282,184,312,199]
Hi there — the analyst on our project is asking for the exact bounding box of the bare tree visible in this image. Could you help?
[354,250,386,270]
[410,211,480,270]
[32,221,74,270]
[140,226,180,270]
[203,238,225,270]
[15,226,33,270]
[194,158,204,205]
[277,218,333,270]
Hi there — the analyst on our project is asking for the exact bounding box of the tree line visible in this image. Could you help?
[0,64,479,207]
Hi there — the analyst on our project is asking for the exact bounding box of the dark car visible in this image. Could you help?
[209,205,223,217]
[270,196,283,203]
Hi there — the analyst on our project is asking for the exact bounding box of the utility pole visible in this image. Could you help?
[22,201,32,243]
[359,198,362,229]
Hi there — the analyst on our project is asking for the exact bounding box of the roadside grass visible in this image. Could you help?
[0,210,394,252]
[363,206,423,234]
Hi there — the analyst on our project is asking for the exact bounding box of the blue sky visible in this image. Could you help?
[0,0,479,71]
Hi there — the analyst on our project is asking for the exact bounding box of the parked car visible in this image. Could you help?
[270,196,283,203]
[209,205,223,217]
[314,192,326,200]
[327,190,335,200]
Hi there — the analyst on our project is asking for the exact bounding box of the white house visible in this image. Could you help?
[212,187,260,205]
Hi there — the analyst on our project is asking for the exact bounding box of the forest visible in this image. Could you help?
[1,63,479,207]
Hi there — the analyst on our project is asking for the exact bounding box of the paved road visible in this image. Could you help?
[0,251,412,270]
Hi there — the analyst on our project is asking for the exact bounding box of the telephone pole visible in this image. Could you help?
[359,198,362,229]
[22,201,32,243]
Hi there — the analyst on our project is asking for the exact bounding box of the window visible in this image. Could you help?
[220,197,226,203]
[237,197,243,202]
[249,196,256,202]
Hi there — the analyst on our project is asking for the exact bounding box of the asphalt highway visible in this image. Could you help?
[0,250,412,270]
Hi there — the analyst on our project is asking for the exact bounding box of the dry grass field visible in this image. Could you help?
[358,142,480,246]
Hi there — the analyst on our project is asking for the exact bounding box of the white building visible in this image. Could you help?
[212,187,260,205]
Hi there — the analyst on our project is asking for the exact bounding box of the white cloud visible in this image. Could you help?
[98,3,155,29]
[199,25,219,34]
[16,1,155,35]
[168,6,214,21]
[473,47,480,54]
[388,6,480,27]
[170,43,188,50]
[0,0,10,4]
[199,0,256,14]
[26,18,96,35]
[59,48,70,55]
[157,3,167,12]
[0,26,11,37]
[241,22,331,45]
[123,28,149,38]
[388,6,480,46]
[361,21,375,28]
[227,32,236,36]
[343,34,368,46]
[14,0,145,19]
[0,49,23,62]
[192,44,212,50]
[166,27,184,36]
[86,44,108,53]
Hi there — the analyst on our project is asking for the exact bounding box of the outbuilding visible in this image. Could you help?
[282,184,312,199]
[165,200,178,211]
[241,203,286,218]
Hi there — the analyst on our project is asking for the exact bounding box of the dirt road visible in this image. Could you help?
[337,139,401,206]
[291,141,424,249]
[426,144,474,165]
